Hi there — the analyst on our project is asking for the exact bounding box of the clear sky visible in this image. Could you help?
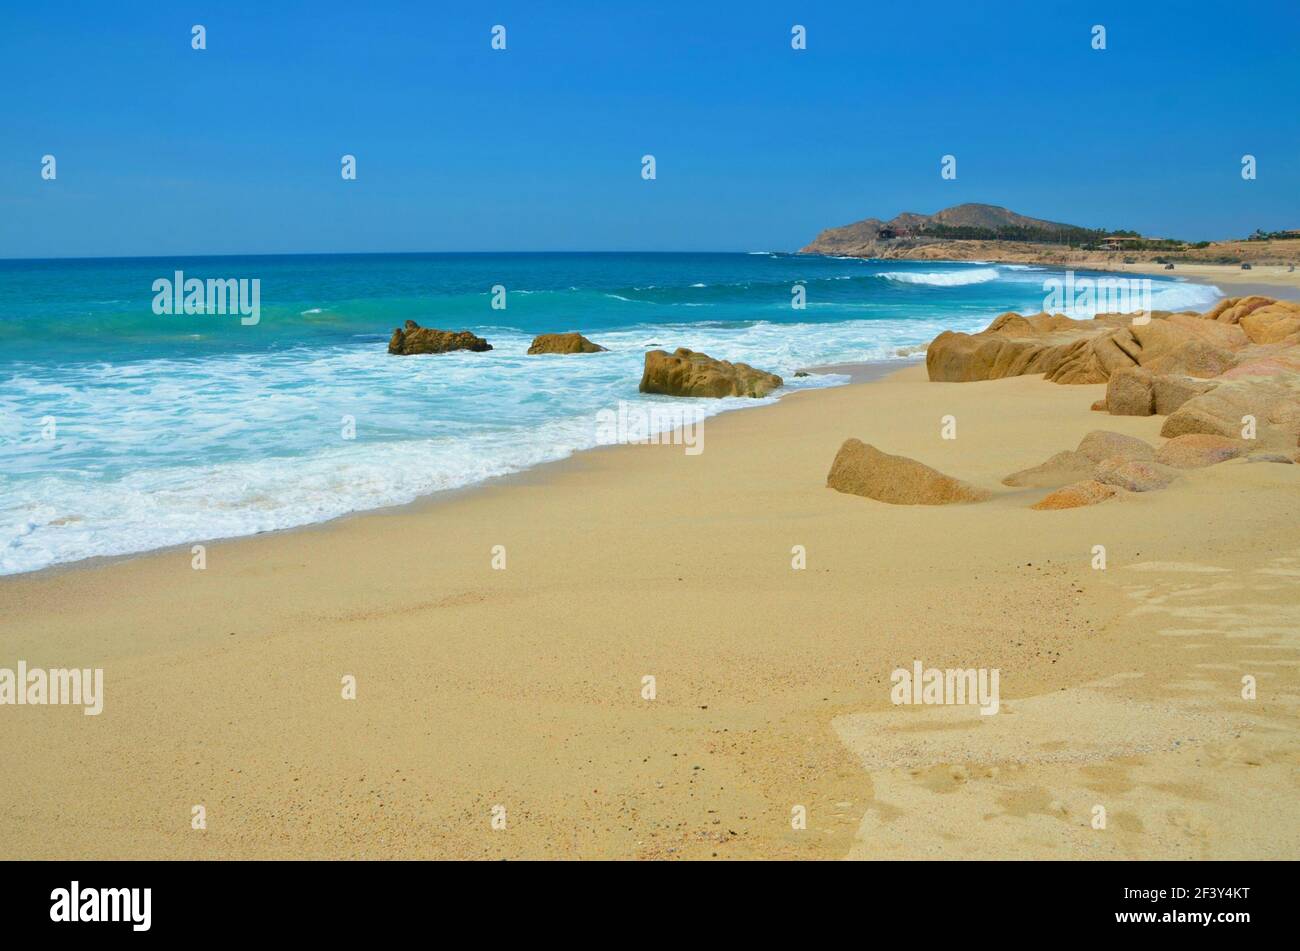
[2,0,1297,258]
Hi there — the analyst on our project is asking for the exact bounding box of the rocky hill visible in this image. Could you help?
[801,204,1093,256]
[799,203,1300,265]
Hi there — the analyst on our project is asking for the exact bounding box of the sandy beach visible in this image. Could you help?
[1119,262,1300,301]
[3,349,1297,859]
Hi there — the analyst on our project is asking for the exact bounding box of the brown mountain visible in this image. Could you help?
[800,203,1093,256]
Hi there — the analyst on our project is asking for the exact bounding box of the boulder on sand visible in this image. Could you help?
[1105,367,1155,416]
[639,348,782,398]
[388,321,492,355]
[527,332,607,354]
[1095,459,1179,492]
[925,311,1127,384]
[924,297,1292,386]
[1155,434,1252,469]
[1104,366,1220,418]
[1002,450,1097,488]
[1238,302,1300,344]
[1030,480,1121,510]
[826,439,991,505]
[1152,374,1218,415]
[1160,378,1300,449]
[1076,430,1156,464]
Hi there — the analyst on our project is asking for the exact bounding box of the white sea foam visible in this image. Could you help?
[2,261,1221,576]
[878,267,1000,286]
[0,315,985,575]
[1019,277,1222,317]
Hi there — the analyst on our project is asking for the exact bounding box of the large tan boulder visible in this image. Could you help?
[1164,311,1250,349]
[388,321,492,355]
[527,332,607,354]
[1160,379,1300,448]
[1002,450,1097,488]
[1076,430,1156,464]
[1030,480,1121,510]
[827,440,991,505]
[1239,302,1300,344]
[1105,367,1155,416]
[1155,434,1252,469]
[1104,366,1220,418]
[1206,295,1281,325]
[639,348,782,398]
[925,312,1131,384]
[1140,338,1237,377]
[1152,375,1218,415]
[924,297,1289,386]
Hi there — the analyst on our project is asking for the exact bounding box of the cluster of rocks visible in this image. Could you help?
[926,296,1300,452]
[389,324,612,357]
[386,324,785,399]
[1012,429,1290,510]
[826,426,1292,510]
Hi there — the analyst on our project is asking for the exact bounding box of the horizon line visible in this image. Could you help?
[0,249,803,264]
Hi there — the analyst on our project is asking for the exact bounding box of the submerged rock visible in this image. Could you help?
[388,321,492,355]
[527,332,607,354]
[639,348,782,398]
[827,439,990,505]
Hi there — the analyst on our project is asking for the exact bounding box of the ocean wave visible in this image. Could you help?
[1152,282,1223,312]
[0,310,999,575]
[878,267,1001,287]
[1020,277,1223,317]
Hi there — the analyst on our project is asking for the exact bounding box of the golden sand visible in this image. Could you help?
[1,366,1296,859]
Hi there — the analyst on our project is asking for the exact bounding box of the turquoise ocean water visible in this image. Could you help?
[0,252,1221,575]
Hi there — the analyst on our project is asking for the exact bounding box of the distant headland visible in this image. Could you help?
[800,202,1300,267]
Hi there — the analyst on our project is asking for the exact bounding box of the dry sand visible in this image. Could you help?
[1,366,1297,860]
[1119,261,1300,301]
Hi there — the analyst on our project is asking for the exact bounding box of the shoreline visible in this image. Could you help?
[2,248,1287,584]
[0,258,1257,583]
[1112,261,1300,301]
[0,358,921,583]
[3,355,1296,859]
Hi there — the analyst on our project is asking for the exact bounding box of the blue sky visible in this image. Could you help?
[2,0,1297,258]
